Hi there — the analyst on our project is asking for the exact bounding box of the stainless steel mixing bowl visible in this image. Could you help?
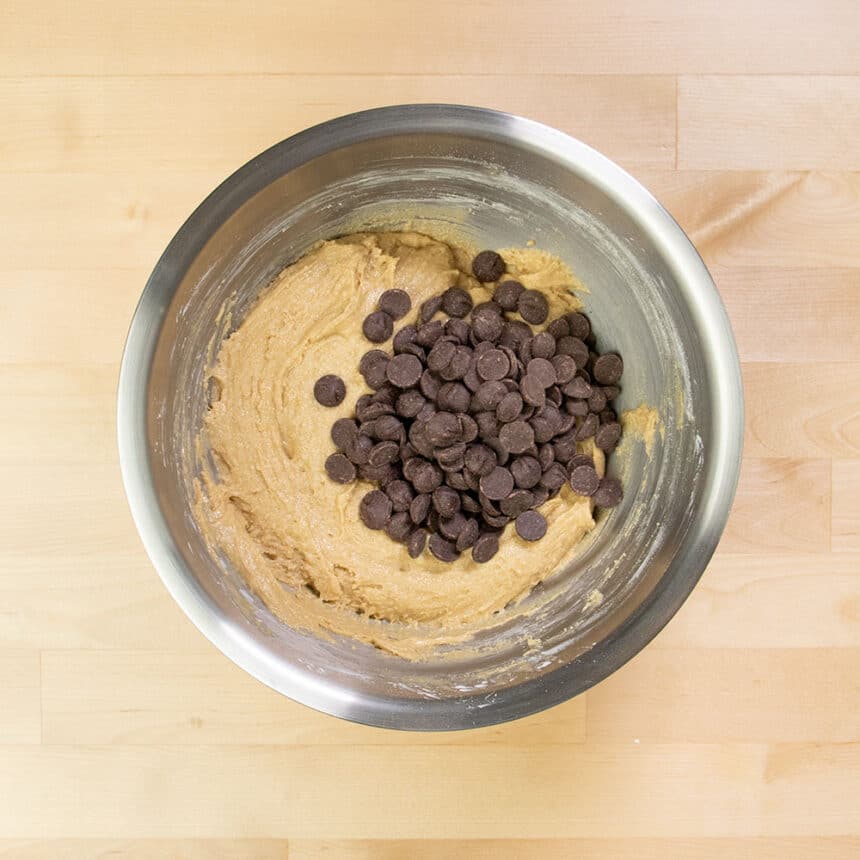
[118,105,743,730]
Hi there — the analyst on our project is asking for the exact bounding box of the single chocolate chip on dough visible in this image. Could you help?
[359,490,393,530]
[314,374,346,407]
[515,509,547,541]
[442,287,474,318]
[472,250,506,283]
[330,417,358,450]
[378,289,411,320]
[362,310,393,343]
[325,452,356,484]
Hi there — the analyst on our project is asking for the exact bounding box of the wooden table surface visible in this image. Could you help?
[2,2,859,857]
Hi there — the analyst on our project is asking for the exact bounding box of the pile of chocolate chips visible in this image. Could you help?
[313,250,624,564]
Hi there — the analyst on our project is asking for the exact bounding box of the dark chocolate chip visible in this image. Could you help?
[497,391,524,423]
[419,295,443,323]
[377,288,411,320]
[566,312,591,340]
[428,533,459,562]
[427,338,456,372]
[515,510,547,541]
[386,480,414,511]
[419,370,441,400]
[393,324,418,354]
[517,290,549,325]
[472,310,504,343]
[521,374,546,408]
[575,412,599,441]
[475,410,501,440]
[464,443,497,477]
[408,421,435,458]
[473,380,509,411]
[411,460,443,494]
[570,464,600,496]
[472,533,500,563]
[476,348,510,382]
[426,411,461,447]
[445,317,470,343]
[461,492,482,513]
[551,354,577,384]
[385,511,413,543]
[455,517,480,551]
[599,408,618,425]
[395,389,426,418]
[602,385,621,402]
[417,320,445,350]
[345,434,373,465]
[563,377,592,399]
[358,350,390,390]
[553,431,578,462]
[331,417,359,450]
[540,462,568,491]
[409,493,432,525]
[547,317,570,339]
[432,486,461,518]
[499,419,535,455]
[463,363,482,392]
[495,279,524,310]
[595,421,622,450]
[442,286,473,318]
[480,466,514,500]
[446,471,469,492]
[531,331,557,360]
[359,462,398,485]
[564,398,589,417]
[386,353,422,388]
[407,528,428,558]
[313,374,346,407]
[526,357,557,388]
[530,486,550,508]
[500,489,535,517]
[359,490,393,530]
[511,455,542,489]
[437,443,466,472]
[567,453,594,472]
[483,512,510,529]
[594,476,623,508]
[546,385,563,408]
[472,250,506,282]
[458,413,479,443]
[324,452,356,484]
[439,346,473,381]
[368,440,400,467]
[556,336,589,367]
[518,337,533,366]
[593,353,624,385]
[499,320,533,351]
[588,387,608,414]
[362,311,393,343]
[369,414,404,441]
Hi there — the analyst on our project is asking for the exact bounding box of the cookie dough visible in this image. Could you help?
[194,232,603,656]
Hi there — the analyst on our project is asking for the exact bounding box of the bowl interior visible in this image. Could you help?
[127,108,740,729]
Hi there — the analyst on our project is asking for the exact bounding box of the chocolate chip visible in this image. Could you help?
[362,311,393,343]
[393,324,418,353]
[416,319,444,348]
[385,480,414,511]
[513,509,546,541]
[420,295,443,323]
[586,388,606,414]
[368,440,400,467]
[540,462,568,491]
[411,459,443,494]
[538,443,556,471]
[566,312,591,340]
[408,421,435,458]
[500,489,534,517]
[357,350,388,390]
[518,337,533,365]
[385,511,413,543]
[360,462,397,485]
[547,317,570,339]
[570,464,600,496]
[445,317,470,343]
[432,485,461,518]
[472,310,504,343]
[463,363,482,392]
[567,453,594,471]
[556,336,589,367]
[409,492,432,525]
[433,382,468,413]
[359,490,393,530]
[479,466,514,500]
[324,452,356,484]
[546,385,563,408]
[439,346,473,381]
[531,332,557,360]
[461,492,482,513]
[600,408,618,425]
[472,533,499,563]
[500,320,533,351]
[594,476,623,508]
[511,455,541,489]
[426,338,455,373]
[602,385,620,403]
[419,370,441,400]
[369,414,403,441]
[407,528,428,558]
[526,357,557,388]
[517,290,549,325]
[553,431,578,462]
[454,517,480,551]
[442,286,473,318]
[386,353,422,388]
[499,420,535,455]
[575,412,599,440]
[458,414,479,443]
[563,377,592,399]
[564,398,589,417]
[521,374,546,409]
[551,354,577,384]
[331,417,359,450]
[345,434,373,465]
[495,279,524,310]
[483,511,510,529]
[395,389,426,418]
[472,250,506,282]
[476,348,511,381]
[473,380,508,411]
[426,412,461,447]
[377,289,411,320]
[437,443,466,473]
[595,421,622,450]
[497,391,523,423]
[313,374,346,407]
[475,410,501,440]
[593,353,624,385]
[464,443,497,477]
[429,533,459,562]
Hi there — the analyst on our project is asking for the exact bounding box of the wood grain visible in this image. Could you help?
[3,0,859,854]
[678,76,860,170]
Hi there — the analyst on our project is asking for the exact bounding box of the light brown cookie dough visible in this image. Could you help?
[194,232,602,655]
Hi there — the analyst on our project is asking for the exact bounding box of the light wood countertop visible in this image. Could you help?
[1,2,858,857]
